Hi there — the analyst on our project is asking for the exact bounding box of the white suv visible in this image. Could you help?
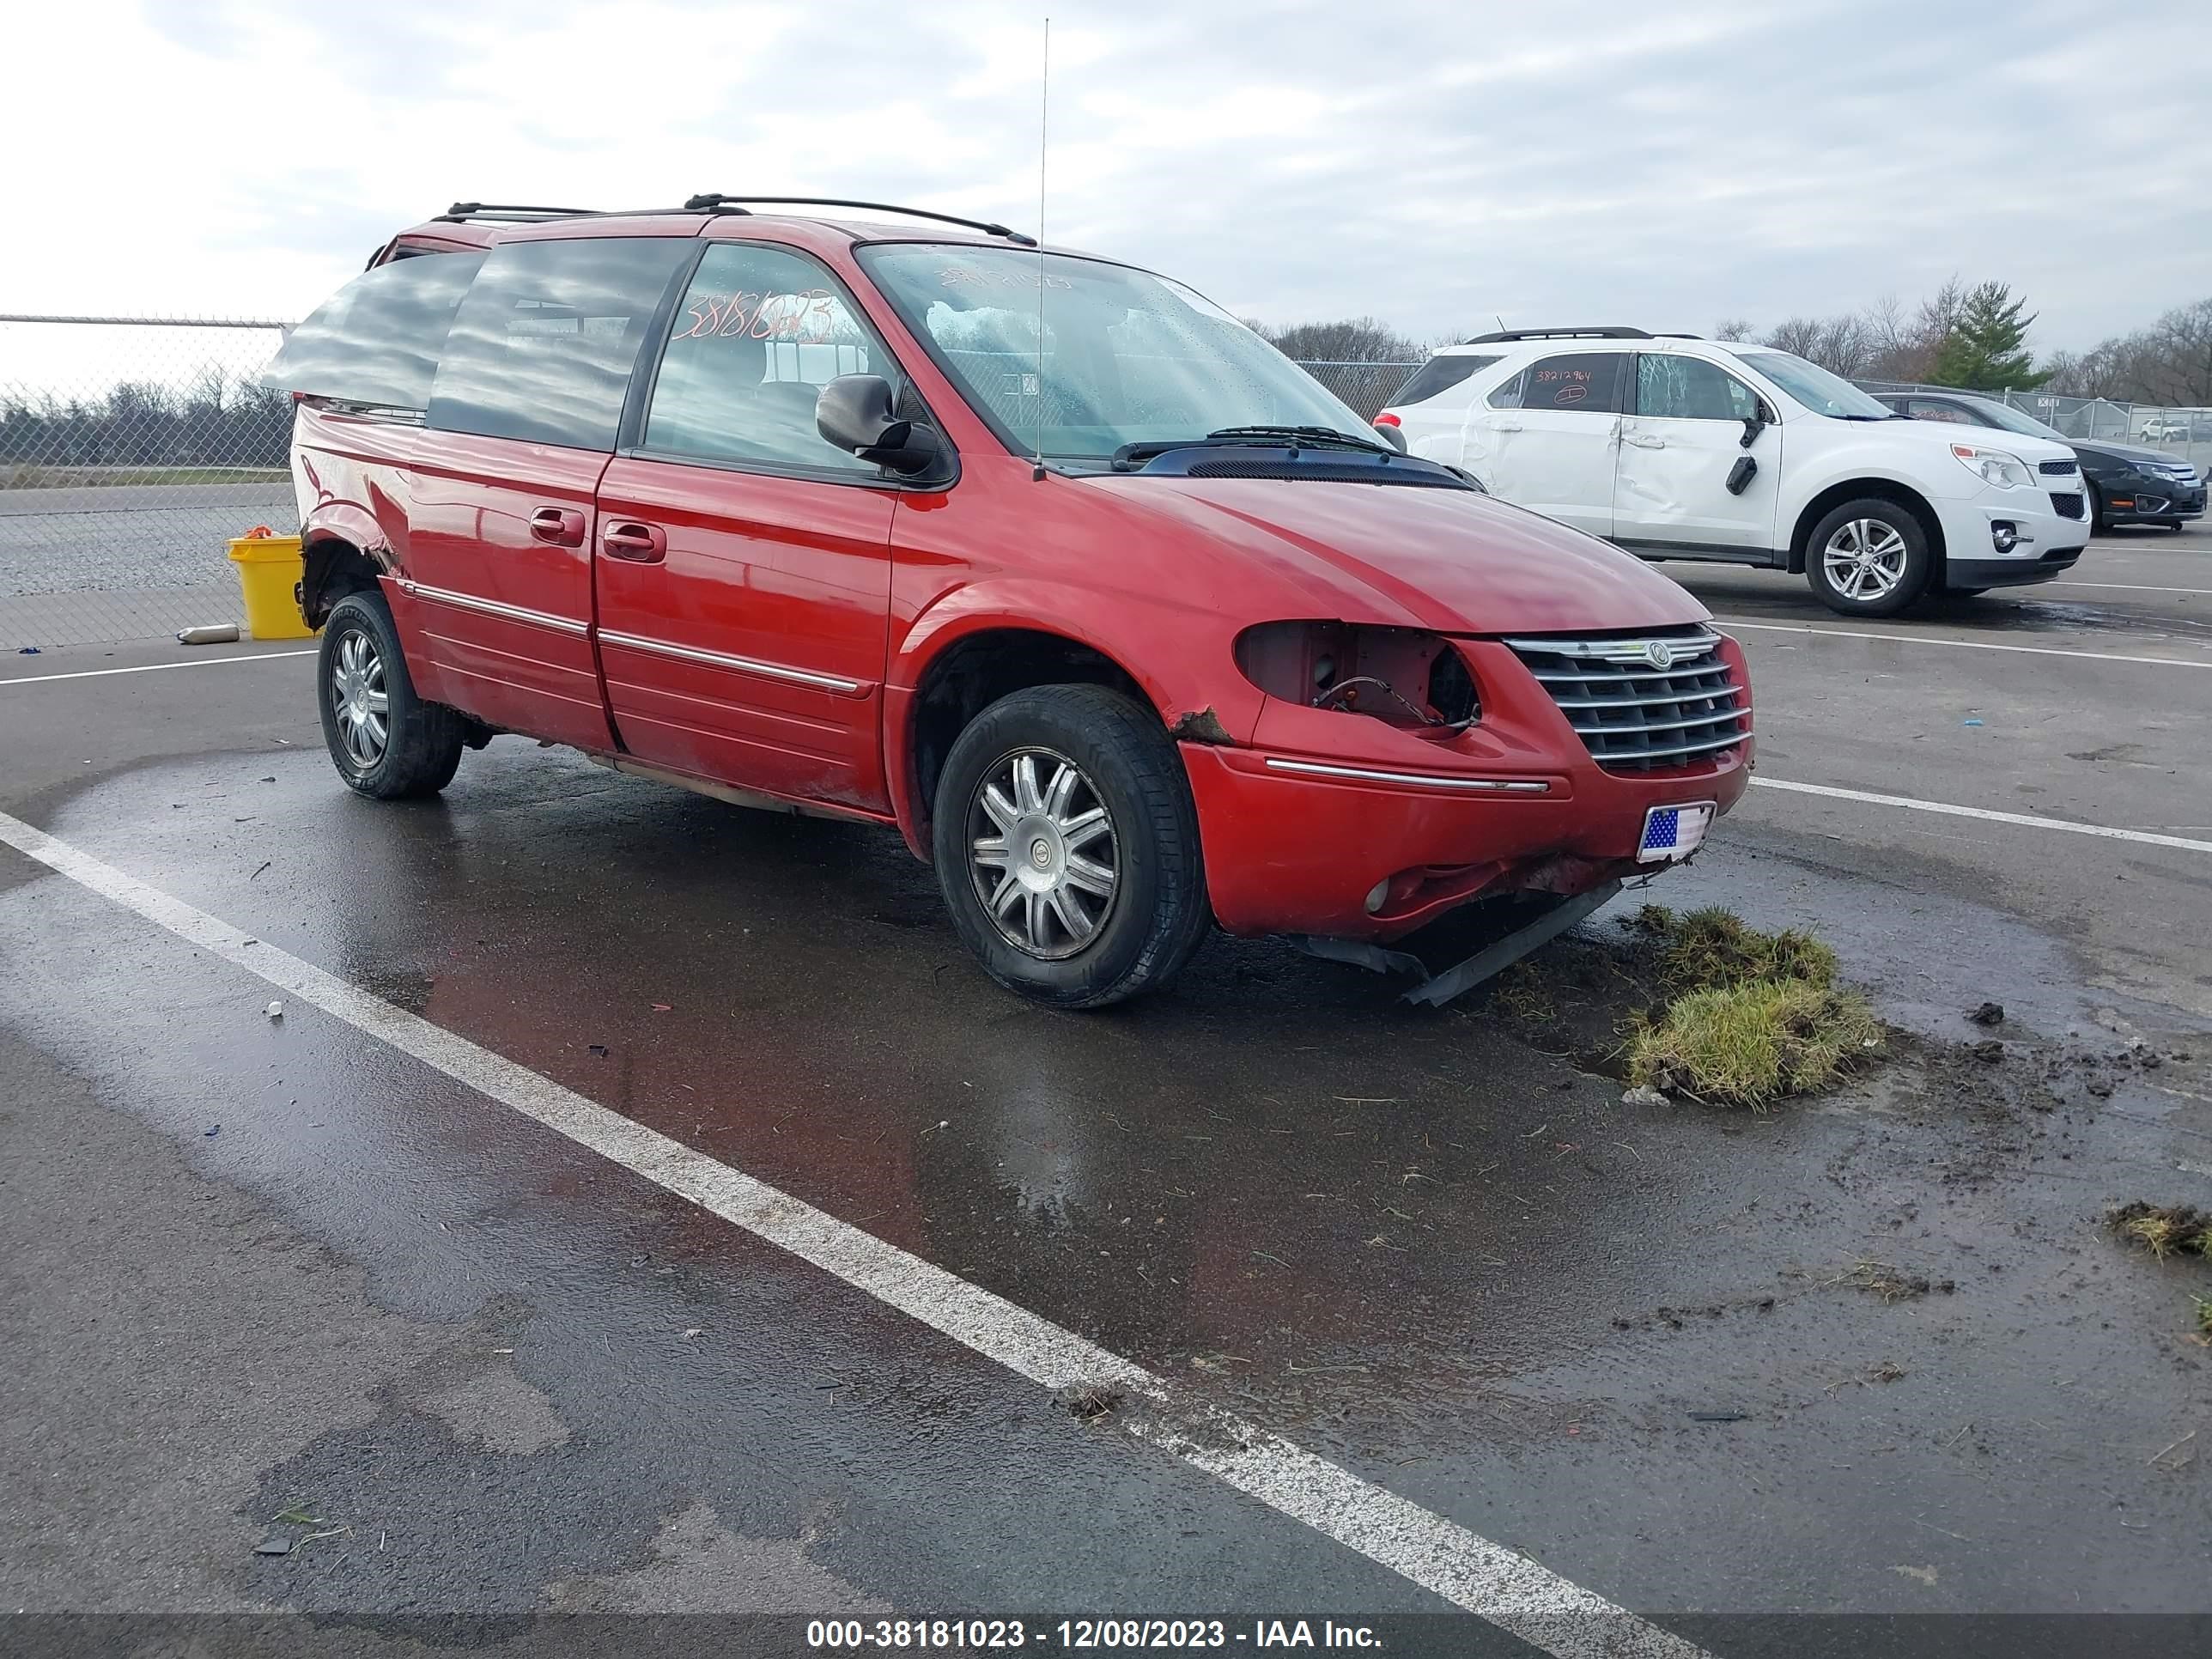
[1377,328,2089,616]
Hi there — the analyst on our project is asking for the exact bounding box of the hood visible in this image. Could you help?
[1083,475,1711,635]
[2079,441,2189,469]
[1868,414,2076,465]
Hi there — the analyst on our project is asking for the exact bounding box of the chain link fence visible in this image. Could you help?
[2,316,296,647]
[11,317,2195,651]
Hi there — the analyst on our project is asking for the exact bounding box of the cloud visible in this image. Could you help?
[2,0,2207,353]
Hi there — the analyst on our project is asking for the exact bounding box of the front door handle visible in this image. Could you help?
[600,521,668,562]
[530,506,586,546]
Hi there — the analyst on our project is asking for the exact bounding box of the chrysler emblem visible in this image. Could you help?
[1644,641,1675,670]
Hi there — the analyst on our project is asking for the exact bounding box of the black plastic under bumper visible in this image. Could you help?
[1947,551,2082,588]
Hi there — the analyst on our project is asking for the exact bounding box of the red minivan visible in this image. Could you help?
[266,197,1752,1007]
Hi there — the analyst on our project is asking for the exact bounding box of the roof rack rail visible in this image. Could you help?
[680,194,1038,246]
[435,203,604,223]
[1653,331,1705,339]
[1463,326,1655,344]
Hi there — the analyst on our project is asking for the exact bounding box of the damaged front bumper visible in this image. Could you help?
[1288,878,1624,1006]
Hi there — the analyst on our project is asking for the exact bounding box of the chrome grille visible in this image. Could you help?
[1504,628,1747,772]
[2038,459,2079,476]
[2051,492,2085,519]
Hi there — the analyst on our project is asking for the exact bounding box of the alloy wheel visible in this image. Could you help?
[331,629,390,767]
[967,747,1120,961]
[1821,518,1909,602]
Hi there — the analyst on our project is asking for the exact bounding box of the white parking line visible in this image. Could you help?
[0,648,315,686]
[0,806,1703,1659]
[1719,619,2211,669]
[1754,778,2212,854]
[2051,580,2212,597]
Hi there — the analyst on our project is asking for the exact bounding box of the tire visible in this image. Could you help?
[2087,482,2107,535]
[318,591,465,799]
[931,684,1208,1009]
[1804,497,1934,617]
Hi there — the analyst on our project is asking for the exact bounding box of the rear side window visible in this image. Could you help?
[1519,352,1625,414]
[261,252,484,410]
[641,242,897,475]
[1907,398,1978,425]
[428,238,695,450]
[1391,354,1500,407]
[1635,356,1761,421]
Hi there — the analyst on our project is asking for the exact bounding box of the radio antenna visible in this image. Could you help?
[1031,16,1050,482]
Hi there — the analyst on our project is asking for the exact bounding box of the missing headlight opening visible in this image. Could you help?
[1234,622,1478,732]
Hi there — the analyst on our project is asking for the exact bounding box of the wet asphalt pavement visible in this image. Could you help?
[3,527,2209,1654]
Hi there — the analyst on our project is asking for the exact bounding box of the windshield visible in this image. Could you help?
[858,245,1371,465]
[1735,349,1894,420]
[1965,398,2069,441]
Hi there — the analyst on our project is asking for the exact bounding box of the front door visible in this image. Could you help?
[592,240,908,815]
[408,234,696,750]
[1467,350,1627,538]
[1612,353,1781,554]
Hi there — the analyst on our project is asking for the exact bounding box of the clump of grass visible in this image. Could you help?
[1655,906,1838,994]
[2194,1296,2212,1340]
[1628,976,1881,1109]
[2109,1202,2212,1260]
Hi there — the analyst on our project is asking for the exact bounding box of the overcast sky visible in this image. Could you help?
[4,0,2209,356]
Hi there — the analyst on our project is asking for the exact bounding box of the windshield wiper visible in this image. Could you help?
[1205,424,1399,455]
[1111,425,1400,471]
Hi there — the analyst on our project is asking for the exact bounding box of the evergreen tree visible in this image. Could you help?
[1929,282,2050,391]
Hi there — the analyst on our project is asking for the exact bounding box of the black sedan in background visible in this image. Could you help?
[1876,391,2206,532]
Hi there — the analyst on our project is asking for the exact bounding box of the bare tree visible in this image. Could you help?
[1712,318,1755,343]
[1258,317,1425,363]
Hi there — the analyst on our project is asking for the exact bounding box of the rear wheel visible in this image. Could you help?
[932,684,1208,1008]
[318,591,464,799]
[1805,498,1933,617]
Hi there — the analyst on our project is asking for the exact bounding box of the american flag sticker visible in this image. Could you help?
[1638,802,1715,864]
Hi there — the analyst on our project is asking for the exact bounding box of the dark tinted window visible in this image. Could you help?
[428,238,694,450]
[261,252,483,410]
[1522,352,1625,414]
[1391,353,1501,407]
[1636,355,1761,421]
[1907,398,1979,426]
[643,243,896,475]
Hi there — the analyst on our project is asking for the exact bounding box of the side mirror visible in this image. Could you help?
[1373,422,1408,453]
[817,374,946,477]
[1740,400,1774,449]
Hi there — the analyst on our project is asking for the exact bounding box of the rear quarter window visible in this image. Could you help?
[427,238,696,450]
[1390,354,1500,408]
[261,252,485,410]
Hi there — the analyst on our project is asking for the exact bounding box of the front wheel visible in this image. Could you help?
[932,684,1209,1009]
[318,591,465,799]
[1805,499,1933,617]
[2087,482,2107,535]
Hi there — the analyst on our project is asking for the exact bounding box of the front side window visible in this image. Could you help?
[428,237,694,450]
[261,252,484,410]
[1636,356,1761,422]
[1520,352,1626,414]
[857,244,1370,466]
[642,242,897,475]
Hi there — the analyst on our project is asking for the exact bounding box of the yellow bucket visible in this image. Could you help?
[227,532,317,641]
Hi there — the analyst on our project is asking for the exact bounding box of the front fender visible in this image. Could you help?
[883,579,1263,858]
